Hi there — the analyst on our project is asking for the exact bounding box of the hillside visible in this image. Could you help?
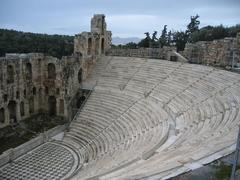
[0,29,74,58]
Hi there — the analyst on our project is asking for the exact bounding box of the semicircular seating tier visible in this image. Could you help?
[64,56,240,180]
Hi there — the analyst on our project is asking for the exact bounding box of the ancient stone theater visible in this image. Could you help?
[0,15,240,180]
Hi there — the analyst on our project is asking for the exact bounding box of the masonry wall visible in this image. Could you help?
[0,53,87,128]
[106,47,177,61]
[0,14,111,128]
[183,34,240,68]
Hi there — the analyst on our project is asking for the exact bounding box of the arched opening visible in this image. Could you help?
[78,68,82,84]
[0,108,5,123]
[47,63,56,79]
[3,94,8,102]
[8,101,16,122]
[7,65,14,84]
[56,88,60,95]
[59,99,64,114]
[16,91,20,99]
[45,87,49,95]
[101,38,105,54]
[33,87,36,95]
[26,63,32,80]
[48,96,56,116]
[20,102,25,116]
[24,89,26,97]
[29,97,34,114]
[88,38,92,55]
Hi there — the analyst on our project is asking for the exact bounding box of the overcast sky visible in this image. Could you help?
[0,0,239,38]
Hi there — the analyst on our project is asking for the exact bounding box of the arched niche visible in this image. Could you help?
[20,101,25,116]
[7,65,14,84]
[8,101,16,122]
[47,63,56,79]
[101,38,105,54]
[78,68,83,84]
[0,108,5,123]
[48,96,56,116]
[88,37,92,55]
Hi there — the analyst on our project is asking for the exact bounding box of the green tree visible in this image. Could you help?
[150,31,158,47]
[172,31,188,51]
[187,14,200,42]
[159,25,168,48]
[138,32,151,47]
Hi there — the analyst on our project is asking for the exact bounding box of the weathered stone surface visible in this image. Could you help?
[182,33,240,68]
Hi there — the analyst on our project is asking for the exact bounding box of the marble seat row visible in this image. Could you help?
[65,57,240,180]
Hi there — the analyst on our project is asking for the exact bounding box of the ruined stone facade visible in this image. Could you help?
[183,33,240,67]
[74,14,111,57]
[0,14,111,128]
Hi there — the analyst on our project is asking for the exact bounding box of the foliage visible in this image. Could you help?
[159,25,168,48]
[190,24,240,42]
[186,14,200,35]
[172,31,188,51]
[0,29,74,58]
[138,32,151,47]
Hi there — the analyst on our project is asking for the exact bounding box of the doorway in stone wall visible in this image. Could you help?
[8,101,16,123]
[48,96,56,116]
[101,38,105,54]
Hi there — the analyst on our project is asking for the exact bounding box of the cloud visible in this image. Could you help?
[0,0,239,37]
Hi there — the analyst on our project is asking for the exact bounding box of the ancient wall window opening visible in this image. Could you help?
[7,65,14,84]
[78,68,83,84]
[3,94,8,102]
[20,102,25,116]
[47,63,56,79]
[0,108,5,123]
[24,89,27,97]
[88,38,92,55]
[45,87,49,95]
[56,88,60,95]
[29,97,34,114]
[8,101,16,123]
[101,38,105,54]
[48,96,56,116]
[25,63,32,80]
[16,91,20,99]
[33,87,36,95]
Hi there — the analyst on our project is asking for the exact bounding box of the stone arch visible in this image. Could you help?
[59,99,64,114]
[101,38,105,54]
[48,96,56,116]
[88,37,92,55]
[47,63,56,79]
[20,101,25,116]
[8,101,16,122]
[0,108,5,123]
[26,63,32,80]
[29,97,34,114]
[7,65,14,84]
[78,68,83,84]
